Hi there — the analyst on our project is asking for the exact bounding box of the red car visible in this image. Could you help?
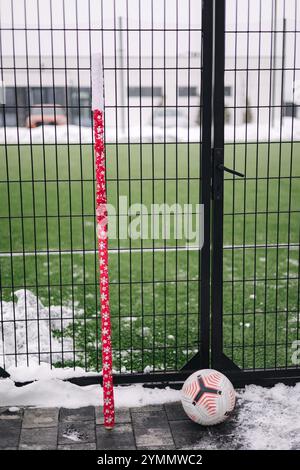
[26,104,67,128]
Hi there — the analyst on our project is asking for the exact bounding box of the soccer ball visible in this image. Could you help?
[181,369,236,426]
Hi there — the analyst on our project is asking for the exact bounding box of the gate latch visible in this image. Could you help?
[216,164,245,178]
[212,148,245,200]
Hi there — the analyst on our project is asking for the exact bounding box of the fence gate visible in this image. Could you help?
[0,0,300,387]
[211,0,300,386]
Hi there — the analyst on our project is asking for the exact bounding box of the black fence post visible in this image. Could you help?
[211,0,226,368]
[200,0,213,368]
[0,366,10,378]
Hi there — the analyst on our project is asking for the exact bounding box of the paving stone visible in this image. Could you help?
[131,410,174,448]
[96,423,136,450]
[198,419,242,450]
[58,421,96,446]
[95,407,131,425]
[19,426,58,450]
[0,407,23,421]
[169,420,203,448]
[131,409,169,427]
[58,443,96,450]
[137,445,176,450]
[130,404,164,413]
[59,406,95,423]
[0,421,21,449]
[188,402,242,450]
[0,403,242,451]
[22,408,59,428]
[164,402,187,421]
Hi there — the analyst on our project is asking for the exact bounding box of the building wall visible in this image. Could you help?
[0,54,290,129]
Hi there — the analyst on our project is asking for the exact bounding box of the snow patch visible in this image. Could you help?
[1,118,300,144]
[0,378,180,408]
[239,322,251,328]
[235,383,300,450]
[186,382,300,450]
[8,406,20,412]
[0,125,93,144]
[62,425,85,442]
[0,289,76,368]
[7,361,99,382]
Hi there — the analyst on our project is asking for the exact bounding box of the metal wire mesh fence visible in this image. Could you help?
[0,0,203,375]
[220,0,300,372]
[0,0,299,384]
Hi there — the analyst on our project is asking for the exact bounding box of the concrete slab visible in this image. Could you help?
[168,419,203,448]
[137,444,176,450]
[95,407,131,425]
[0,407,23,421]
[131,410,174,448]
[22,408,59,428]
[59,406,95,423]
[96,423,136,450]
[0,421,21,449]
[19,426,58,450]
[58,421,96,446]
[164,402,187,421]
[130,404,164,413]
[58,443,96,450]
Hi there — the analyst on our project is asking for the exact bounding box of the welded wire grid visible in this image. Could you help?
[223,0,300,370]
[0,0,203,373]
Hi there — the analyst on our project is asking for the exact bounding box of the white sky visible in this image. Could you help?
[0,0,299,61]
[0,0,298,29]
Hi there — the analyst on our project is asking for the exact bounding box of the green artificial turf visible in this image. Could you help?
[0,141,299,372]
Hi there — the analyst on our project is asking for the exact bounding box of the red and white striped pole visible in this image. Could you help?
[92,54,115,429]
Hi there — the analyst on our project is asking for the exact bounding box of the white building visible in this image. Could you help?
[0,0,298,130]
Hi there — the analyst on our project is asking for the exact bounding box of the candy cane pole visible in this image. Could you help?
[92,54,115,429]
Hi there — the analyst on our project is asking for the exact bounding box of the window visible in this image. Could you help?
[70,88,91,107]
[5,87,17,106]
[225,86,232,97]
[128,86,162,97]
[0,81,5,105]
[26,87,67,107]
[283,102,298,118]
[68,87,92,126]
[178,86,198,97]
[2,87,27,126]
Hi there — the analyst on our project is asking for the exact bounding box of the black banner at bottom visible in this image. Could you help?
[1,449,299,464]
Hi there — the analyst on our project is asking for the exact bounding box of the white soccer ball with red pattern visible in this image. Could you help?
[181,369,236,426]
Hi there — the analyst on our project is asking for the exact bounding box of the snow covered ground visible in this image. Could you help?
[0,371,299,450]
[0,374,179,409]
[233,383,300,450]
[0,289,156,372]
[0,289,75,368]
[187,383,300,450]
[0,118,300,144]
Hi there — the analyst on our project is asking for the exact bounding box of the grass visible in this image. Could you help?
[0,141,299,372]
